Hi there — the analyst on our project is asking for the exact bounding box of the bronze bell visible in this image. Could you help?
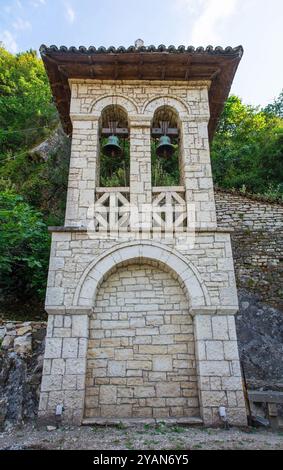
[102,135,122,157]
[156,135,175,158]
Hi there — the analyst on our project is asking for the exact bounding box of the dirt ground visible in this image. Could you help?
[0,423,282,450]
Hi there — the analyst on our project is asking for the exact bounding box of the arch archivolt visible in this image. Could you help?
[88,94,138,115]
[73,241,210,309]
[87,94,191,121]
[142,95,191,119]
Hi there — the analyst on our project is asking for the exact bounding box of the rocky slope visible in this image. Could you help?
[0,322,46,429]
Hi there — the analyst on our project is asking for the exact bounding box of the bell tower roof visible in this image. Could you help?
[40,43,243,140]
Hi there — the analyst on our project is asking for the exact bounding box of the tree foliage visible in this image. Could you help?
[0,191,50,301]
[0,47,57,156]
[211,95,283,199]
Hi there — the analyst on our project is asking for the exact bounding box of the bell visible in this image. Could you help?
[102,135,122,157]
[156,135,175,158]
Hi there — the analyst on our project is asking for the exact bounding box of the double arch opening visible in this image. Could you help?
[90,95,190,189]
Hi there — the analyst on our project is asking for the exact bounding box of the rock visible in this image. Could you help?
[241,301,249,310]
[0,398,7,428]
[47,425,57,432]
[16,326,32,336]
[1,335,14,350]
[236,289,283,391]
[0,327,6,340]
[14,335,32,355]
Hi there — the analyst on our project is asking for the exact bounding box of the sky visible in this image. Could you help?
[0,0,282,107]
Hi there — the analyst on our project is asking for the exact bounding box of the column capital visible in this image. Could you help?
[70,112,100,122]
[45,306,93,316]
[190,306,238,316]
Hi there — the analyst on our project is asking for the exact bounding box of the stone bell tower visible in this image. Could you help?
[38,42,247,426]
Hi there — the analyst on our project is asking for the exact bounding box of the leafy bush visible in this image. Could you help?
[0,191,50,301]
[0,47,57,157]
[211,95,283,200]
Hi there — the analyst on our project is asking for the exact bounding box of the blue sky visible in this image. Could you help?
[0,0,282,107]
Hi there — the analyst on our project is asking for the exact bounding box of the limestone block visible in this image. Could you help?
[108,361,126,377]
[51,358,65,375]
[44,338,62,359]
[100,405,132,418]
[62,375,77,390]
[114,349,134,360]
[205,341,224,360]
[194,315,212,340]
[221,376,243,391]
[99,385,117,405]
[152,356,172,371]
[38,393,48,411]
[41,374,62,392]
[64,390,85,409]
[223,341,240,360]
[201,391,228,407]
[43,359,52,375]
[134,386,155,398]
[54,316,63,328]
[198,360,230,377]
[45,287,64,306]
[156,383,181,397]
[65,358,85,375]
[78,338,88,357]
[72,315,88,338]
[211,316,229,340]
[62,338,78,358]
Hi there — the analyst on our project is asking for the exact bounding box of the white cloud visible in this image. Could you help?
[65,2,76,24]
[12,18,32,31]
[0,30,18,53]
[191,0,238,45]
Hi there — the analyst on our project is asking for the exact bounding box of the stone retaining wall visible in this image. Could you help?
[215,191,283,309]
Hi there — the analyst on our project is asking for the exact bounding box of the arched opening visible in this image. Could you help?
[84,259,200,420]
[151,106,181,187]
[99,105,130,187]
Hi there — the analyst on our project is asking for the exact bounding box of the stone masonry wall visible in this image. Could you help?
[85,262,199,419]
[215,191,283,309]
[66,80,217,229]
[38,313,88,424]
[45,232,238,311]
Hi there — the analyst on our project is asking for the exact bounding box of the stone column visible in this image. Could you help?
[181,88,217,230]
[129,117,152,232]
[193,313,247,426]
[38,309,90,425]
[64,116,99,227]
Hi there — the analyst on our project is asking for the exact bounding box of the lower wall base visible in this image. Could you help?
[82,416,203,426]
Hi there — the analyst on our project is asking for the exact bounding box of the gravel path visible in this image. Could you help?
[0,423,282,450]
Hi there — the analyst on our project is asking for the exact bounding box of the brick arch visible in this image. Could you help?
[142,95,191,118]
[88,94,138,115]
[73,241,210,309]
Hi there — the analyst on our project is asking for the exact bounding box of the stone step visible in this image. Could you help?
[82,416,203,427]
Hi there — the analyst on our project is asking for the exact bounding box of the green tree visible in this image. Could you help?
[264,89,283,118]
[0,46,57,156]
[0,191,50,301]
[211,95,283,199]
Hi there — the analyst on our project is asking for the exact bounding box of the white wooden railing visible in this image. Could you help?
[93,186,187,233]
[152,186,187,233]
[94,187,130,232]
